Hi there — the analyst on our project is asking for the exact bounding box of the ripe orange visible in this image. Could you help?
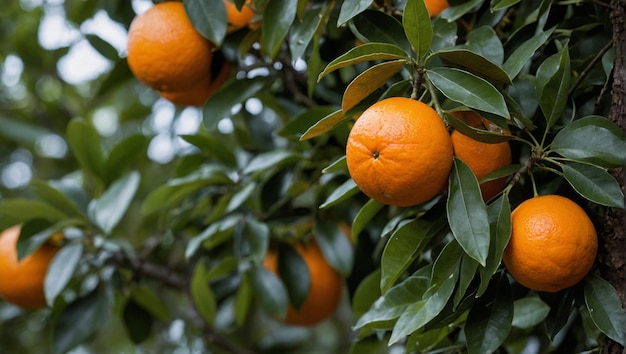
[346,97,453,207]
[0,225,60,310]
[425,0,450,17]
[451,112,512,201]
[262,241,343,326]
[503,195,598,293]
[159,57,232,106]
[127,1,216,106]
[224,0,256,31]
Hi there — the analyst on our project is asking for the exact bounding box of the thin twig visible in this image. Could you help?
[569,39,614,96]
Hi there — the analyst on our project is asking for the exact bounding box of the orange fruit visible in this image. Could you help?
[127,1,216,106]
[262,241,343,326]
[159,57,232,106]
[0,225,60,310]
[425,0,450,16]
[503,195,598,293]
[346,97,453,207]
[451,112,512,201]
[225,0,256,31]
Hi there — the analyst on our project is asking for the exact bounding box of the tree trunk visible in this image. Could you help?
[601,1,626,353]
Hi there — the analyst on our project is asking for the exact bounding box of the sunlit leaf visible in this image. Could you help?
[318,43,409,81]
[300,109,351,141]
[342,60,406,113]
[319,178,360,209]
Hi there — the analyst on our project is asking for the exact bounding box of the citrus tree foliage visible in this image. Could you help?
[0,0,625,353]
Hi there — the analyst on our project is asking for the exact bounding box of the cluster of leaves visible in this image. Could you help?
[0,0,625,352]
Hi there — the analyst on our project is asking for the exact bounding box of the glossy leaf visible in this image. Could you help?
[85,34,118,61]
[185,215,241,258]
[181,133,238,166]
[447,158,490,266]
[251,264,289,318]
[203,77,265,128]
[227,182,257,213]
[45,243,83,306]
[433,49,512,86]
[319,178,359,209]
[322,156,348,175]
[351,198,384,243]
[350,10,411,54]
[427,67,509,118]
[551,116,626,168]
[446,112,513,144]
[290,5,327,60]
[502,27,555,79]
[277,243,310,310]
[440,0,482,21]
[352,270,382,319]
[477,194,512,296]
[29,179,86,219]
[342,60,406,113]
[244,219,270,263]
[584,275,626,345]
[88,171,140,235]
[243,150,300,174]
[184,0,227,46]
[337,0,372,26]
[104,134,150,184]
[562,163,624,208]
[465,275,513,354]
[300,109,350,141]
[191,262,217,325]
[466,26,504,65]
[314,220,354,276]
[539,46,570,129]
[318,43,409,81]
[453,253,479,308]
[66,118,105,181]
[262,0,297,58]
[403,0,432,61]
[512,297,550,328]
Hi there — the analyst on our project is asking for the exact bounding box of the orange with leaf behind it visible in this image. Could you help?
[346,97,453,207]
[503,195,598,293]
[262,241,343,326]
[451,111,512,201]
[225,0,257,32]
[0,225,60,310]
[425,0,450,17]
[127,1,217,106]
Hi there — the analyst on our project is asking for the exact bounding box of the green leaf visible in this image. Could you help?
[447,158,490,266]
[185,215,241,258]
[122,299,153,344]
[314,220,354,276]
[539,46,570,129]
[351,198,384,243]
[16,219,75,261]
[432,49,512,87]
[251,264,289,318]
[243,218,269,263]
[562,162,624,208]
[465,275,513,354]
[453,253,479,308]
[544,289,576,341]
[132,285,172,322]
[290,4,327,60]
[403,0,432,61]
[277,243,310,310]
[440,0,482,21]
[234,271,253,325]
[584,274,626,345]
[88,171,140,235]
[181,133,238,166]
[203,77,265,128]
[300,109,350,141]
[355,275,430,329]
[45,243,83,306]
[349,10,411,54]
[243,150,300,174]
[318,43,409,81]
[96,58,133,97]
[477,194,511,296]
[319,178,360,209]
[352,270,382,319]
[491,0,522,11]
[502,27,555,79]
[29,179,86,219]
[52,288,112,354]
[466,26,504,65]
[184,0,227,46]
[322,156,348,175]
[226,182,256,213]
[427,67,509,118]
[281,106,338,138]
[191,262,217,325]
[551,116,626,169]
[512,297,550,328]
[380,216,446,293]
[262,0,297,58]
[337,0,372,26]
[85,34,118,61]
[0,199,67,232]
[446,112,513,144]
[342,60,406,113]
[104,134,150,184]
[66,118,105,181]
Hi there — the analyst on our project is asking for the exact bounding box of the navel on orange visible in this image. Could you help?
[346,97,453,207]
[503,195,597,293]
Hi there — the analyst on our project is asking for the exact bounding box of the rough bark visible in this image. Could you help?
[600,1,626,353]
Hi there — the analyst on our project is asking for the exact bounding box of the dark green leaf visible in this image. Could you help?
[184,0,227,46]
[551,116,626,168]
[342,60,406,113]
[45,243,83,306]
[350,10,411,54]
[96,58,133,96]
[318,42,410,81]
[322,156,348,175]
[123,299,153,344]
[85,34,118,61]
[0,199,67,232]
[290,5,327,60]
[243,150,300,174]
[17,219,55,261]
[453,253,479,308]
[281,106,338,138]
[66,118,105,181]
[244,218,269,263]
[88,171,140,235]
[427,67,509,118]
[584,275,626,345]
[251,264,289,318]
[262,0,297,58]
[446,112,513,144]
[132,285,172,322]
[477,194,511,296]
[30,179,86,219]
[314,220,354,276]
[181,133,238,166]
[351,198,384,243]
[491,0,522,11]
[512,297,550,328]
[203,77,265,128]
[465,275,513,354]
[440,0,482,21]
[352,270,382,319]
[278,243,310,310]
[466,26,504,65]
[234,271,253,325]
[502,27,555,79]
[403,0,432,61]
[433,49,511,86]
[562,162,624,208]
[447,158,490,266]
[319,178,360,209]
[53,288,112,354]
[104,134,150,183]
[191,262,217,325]
[300,109,350,141]
[539,46,570,129]
[185,215,241,258]
[337,0,372,26]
